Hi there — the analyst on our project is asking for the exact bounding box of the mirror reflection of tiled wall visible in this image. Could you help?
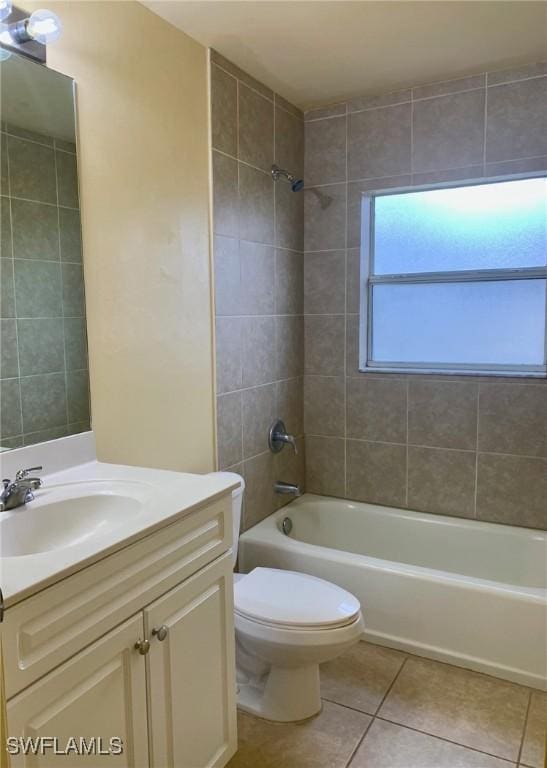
[1,123,90,449]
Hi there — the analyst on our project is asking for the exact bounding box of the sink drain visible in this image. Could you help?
[281,516,293,536]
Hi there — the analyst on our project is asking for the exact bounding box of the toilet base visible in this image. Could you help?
[237,663,321,722]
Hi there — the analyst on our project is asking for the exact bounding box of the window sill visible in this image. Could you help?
[359,366,547,379]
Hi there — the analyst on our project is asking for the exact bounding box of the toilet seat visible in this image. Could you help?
[235,608,364,650]
[234,567,360,631]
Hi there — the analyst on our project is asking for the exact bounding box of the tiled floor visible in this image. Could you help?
[227,642,546,768]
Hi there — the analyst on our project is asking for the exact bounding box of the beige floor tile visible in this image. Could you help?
[320,641,406,714]
[350,719,515,768]
[378,657,529,761]
[227,701,371,768]
[520,691,547,768]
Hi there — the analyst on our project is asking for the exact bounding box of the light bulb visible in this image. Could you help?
[0,0,11,23]
[27,8,62,44]
[0,20,11,46]
[0,26,11,58]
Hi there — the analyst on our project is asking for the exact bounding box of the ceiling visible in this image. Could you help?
[143,1,547,110]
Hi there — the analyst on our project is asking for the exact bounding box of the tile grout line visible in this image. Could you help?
[1,419,89,447]
[474,382,481,518]
[212,61,274,106]
[373,655,409,716]
[483,72,489,174]
[343,714,375,768]
[4,136,25,441]
[515,690,533,766]
[487,71,547,87]
[53,145,71,431]
[303,71,546,123]
[2,314,86,321]
[1,128,76,153]
[7,257,84,266]
[343,105,349,497]
[272,90,280,440]
[214,146,271,177]
[304,152,547,189]
[410,85,414,179]
[212,58,305,121]
[305,109,349,123]
[235,73,243,402]
[374,714,519,765]
[303,435,547,462]
[405,380,409,507]
[217,371,305,394]
[211,232,304,256]
[344,656,410,767]
[1,368,88,382]
[1,192,79,211]
[321,696,378,717]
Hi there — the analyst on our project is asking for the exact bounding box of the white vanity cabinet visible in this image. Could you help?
[3,494,237,768]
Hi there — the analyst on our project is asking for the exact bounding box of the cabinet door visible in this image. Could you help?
[145,553,236,768]
[7,615,149,768]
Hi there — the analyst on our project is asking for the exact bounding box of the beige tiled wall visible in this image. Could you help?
[303,62,547,530]
[210,51,305,531]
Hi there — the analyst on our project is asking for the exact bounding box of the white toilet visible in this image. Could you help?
[219,472,364,722]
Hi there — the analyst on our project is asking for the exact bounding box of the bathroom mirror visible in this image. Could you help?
[0,53,90,451]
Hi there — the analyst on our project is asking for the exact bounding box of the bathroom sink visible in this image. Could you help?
[0,482,151,557]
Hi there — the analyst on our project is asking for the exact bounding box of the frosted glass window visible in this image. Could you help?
[361,175,547,374]
[371,281,546,366]
[373,178,547,274]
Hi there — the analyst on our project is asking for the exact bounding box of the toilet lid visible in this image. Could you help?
[234,568,360,629]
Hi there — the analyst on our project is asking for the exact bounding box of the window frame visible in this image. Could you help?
[359,174,547,378]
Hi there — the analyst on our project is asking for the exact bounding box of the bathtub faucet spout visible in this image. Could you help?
[274,481,302,497]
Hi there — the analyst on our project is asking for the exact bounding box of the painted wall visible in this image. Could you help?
[303,63,547,530]
[26,1,215,472]
[210,51,305,530]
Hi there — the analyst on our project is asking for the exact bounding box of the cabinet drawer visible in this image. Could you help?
[3,495,231,699]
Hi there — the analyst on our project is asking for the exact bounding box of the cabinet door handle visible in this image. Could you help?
[134,638,151,655]
[152,625,168,642]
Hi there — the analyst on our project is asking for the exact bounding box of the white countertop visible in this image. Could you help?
[0,456,238,608]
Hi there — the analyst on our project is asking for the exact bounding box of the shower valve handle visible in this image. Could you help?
[269,419,297,454]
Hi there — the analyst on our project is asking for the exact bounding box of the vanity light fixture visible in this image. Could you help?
[0,0,12,22]
[0,5,62,63]
[0,0,12,56]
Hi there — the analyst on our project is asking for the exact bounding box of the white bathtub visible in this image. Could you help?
[238,494,547,690]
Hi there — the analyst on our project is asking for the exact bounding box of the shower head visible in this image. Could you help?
[271,164,304,192]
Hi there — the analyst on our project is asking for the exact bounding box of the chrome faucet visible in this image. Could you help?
[268,419,298,454]
[274,481,302,497]
[0,466,43,511]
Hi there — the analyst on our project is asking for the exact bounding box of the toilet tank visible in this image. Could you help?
[210,472,245,566]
